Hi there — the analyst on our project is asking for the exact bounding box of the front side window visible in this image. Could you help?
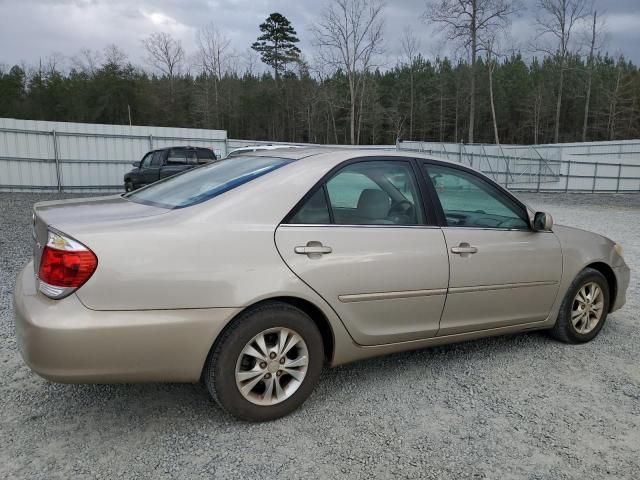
[289,161,424,225]
[140,152,153,168]
[425,164,529,229]
[150,151,163,167]
[126,156,291,209]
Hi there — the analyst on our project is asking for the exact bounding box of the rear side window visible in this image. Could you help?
[288,161,425,225]
[167,149,187,165]
[126,156,291,209]
[197,149,216,162]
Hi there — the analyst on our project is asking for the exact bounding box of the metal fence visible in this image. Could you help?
[397,140,640,193]
[1,118,639,193]
[0,118,227,193]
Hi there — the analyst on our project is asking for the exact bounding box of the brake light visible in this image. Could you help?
[38,230,97,299]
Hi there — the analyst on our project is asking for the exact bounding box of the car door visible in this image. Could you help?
[275,159,449,346]
[422,162,562,336]
[142,150,164,185]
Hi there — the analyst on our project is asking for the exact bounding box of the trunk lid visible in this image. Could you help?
[32,195,169,274]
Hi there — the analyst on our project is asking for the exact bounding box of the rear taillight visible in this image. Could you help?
[37,230,98,299]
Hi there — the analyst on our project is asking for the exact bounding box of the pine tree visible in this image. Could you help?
[251,13,301,80]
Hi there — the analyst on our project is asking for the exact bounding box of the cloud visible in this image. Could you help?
[0,0,638,71]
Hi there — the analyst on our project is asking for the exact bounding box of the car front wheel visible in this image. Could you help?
[204,302,324,421]
[550,268,610,343]
[124,180,133,192]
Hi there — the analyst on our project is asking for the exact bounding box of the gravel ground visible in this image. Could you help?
[1,192,638,479]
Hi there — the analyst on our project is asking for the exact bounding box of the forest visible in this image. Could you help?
[0,0,638,146]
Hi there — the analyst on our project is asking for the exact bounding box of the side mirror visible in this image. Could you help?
[533,211,553,231]
[132,161,141,168]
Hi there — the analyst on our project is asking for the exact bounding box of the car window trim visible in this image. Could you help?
[419,159,533,231]
[281,156,439,227]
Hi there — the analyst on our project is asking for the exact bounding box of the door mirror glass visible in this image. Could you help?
[533,212,553,231]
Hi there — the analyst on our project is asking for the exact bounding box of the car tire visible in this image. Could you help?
[124,181,133,192]
[204,301,324,422]
[549,268,610,344]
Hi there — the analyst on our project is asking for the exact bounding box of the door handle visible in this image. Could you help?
[294,245,333,255]
[451,243,478,255]
[294,241,332,257]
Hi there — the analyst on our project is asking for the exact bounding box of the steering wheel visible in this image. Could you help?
[387,199,414,223]
[495,217,526,228]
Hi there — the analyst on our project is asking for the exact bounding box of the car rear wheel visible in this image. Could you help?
[204,302,324,421]
[549,268,610,343]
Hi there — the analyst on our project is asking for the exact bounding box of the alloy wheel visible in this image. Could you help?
[571,282,605,334]
[234,327,309,406]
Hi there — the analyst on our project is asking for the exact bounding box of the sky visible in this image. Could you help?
[1,0,639,73]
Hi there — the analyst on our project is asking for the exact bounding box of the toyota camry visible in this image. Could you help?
[14,148,630,421]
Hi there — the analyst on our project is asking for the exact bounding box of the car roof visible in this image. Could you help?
[154,146,211,151]
[248,147,460,164]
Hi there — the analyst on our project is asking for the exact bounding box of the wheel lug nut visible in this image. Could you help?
[264,373,271,379]
[279,358,285,364]
[269,352,277,359]
[259,362,267,369]
[276,371,282,377]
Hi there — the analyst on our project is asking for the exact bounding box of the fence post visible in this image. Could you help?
[565,160,571,192]
[504,157,510,189]
[148,134,154,150]
[616,163,622,193]
[52,130,62,193]
[536,159,541,192]
[592,163,598,193]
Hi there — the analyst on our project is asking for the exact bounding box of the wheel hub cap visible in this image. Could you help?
[235,327,309,406]
[571,282,604,334]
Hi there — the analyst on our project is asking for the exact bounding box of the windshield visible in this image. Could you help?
[126,156,291,209]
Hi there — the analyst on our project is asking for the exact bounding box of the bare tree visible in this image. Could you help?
[312,0,385,145]
[142,32,185,97]
[535,0,589,143]
[401,27,421,140]
[424,0,518,144]
[581,10,606,141]
[71,48,101,74]
[103,44,128,67]
[486,37,500,144]
[196,23,232,126]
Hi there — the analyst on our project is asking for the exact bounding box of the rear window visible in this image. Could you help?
[126,156,291,209]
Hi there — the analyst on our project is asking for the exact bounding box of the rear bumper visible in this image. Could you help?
[14,262,239,383]
[612,263,630,312]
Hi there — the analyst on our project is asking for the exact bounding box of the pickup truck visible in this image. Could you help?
[124,146,217,191]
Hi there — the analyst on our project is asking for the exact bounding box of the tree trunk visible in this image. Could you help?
[488,59,499,145]
[582,11,597,142]
[356,75,367,145]
[348,75,356,145]
[439,77,444,142]
[608,65,622,140]
[468,0,477,144]
[554,62,564,143]
[409,69,414,140]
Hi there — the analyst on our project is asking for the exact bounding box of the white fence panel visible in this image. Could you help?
[1,117,638,193]
[0,118,227,192]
